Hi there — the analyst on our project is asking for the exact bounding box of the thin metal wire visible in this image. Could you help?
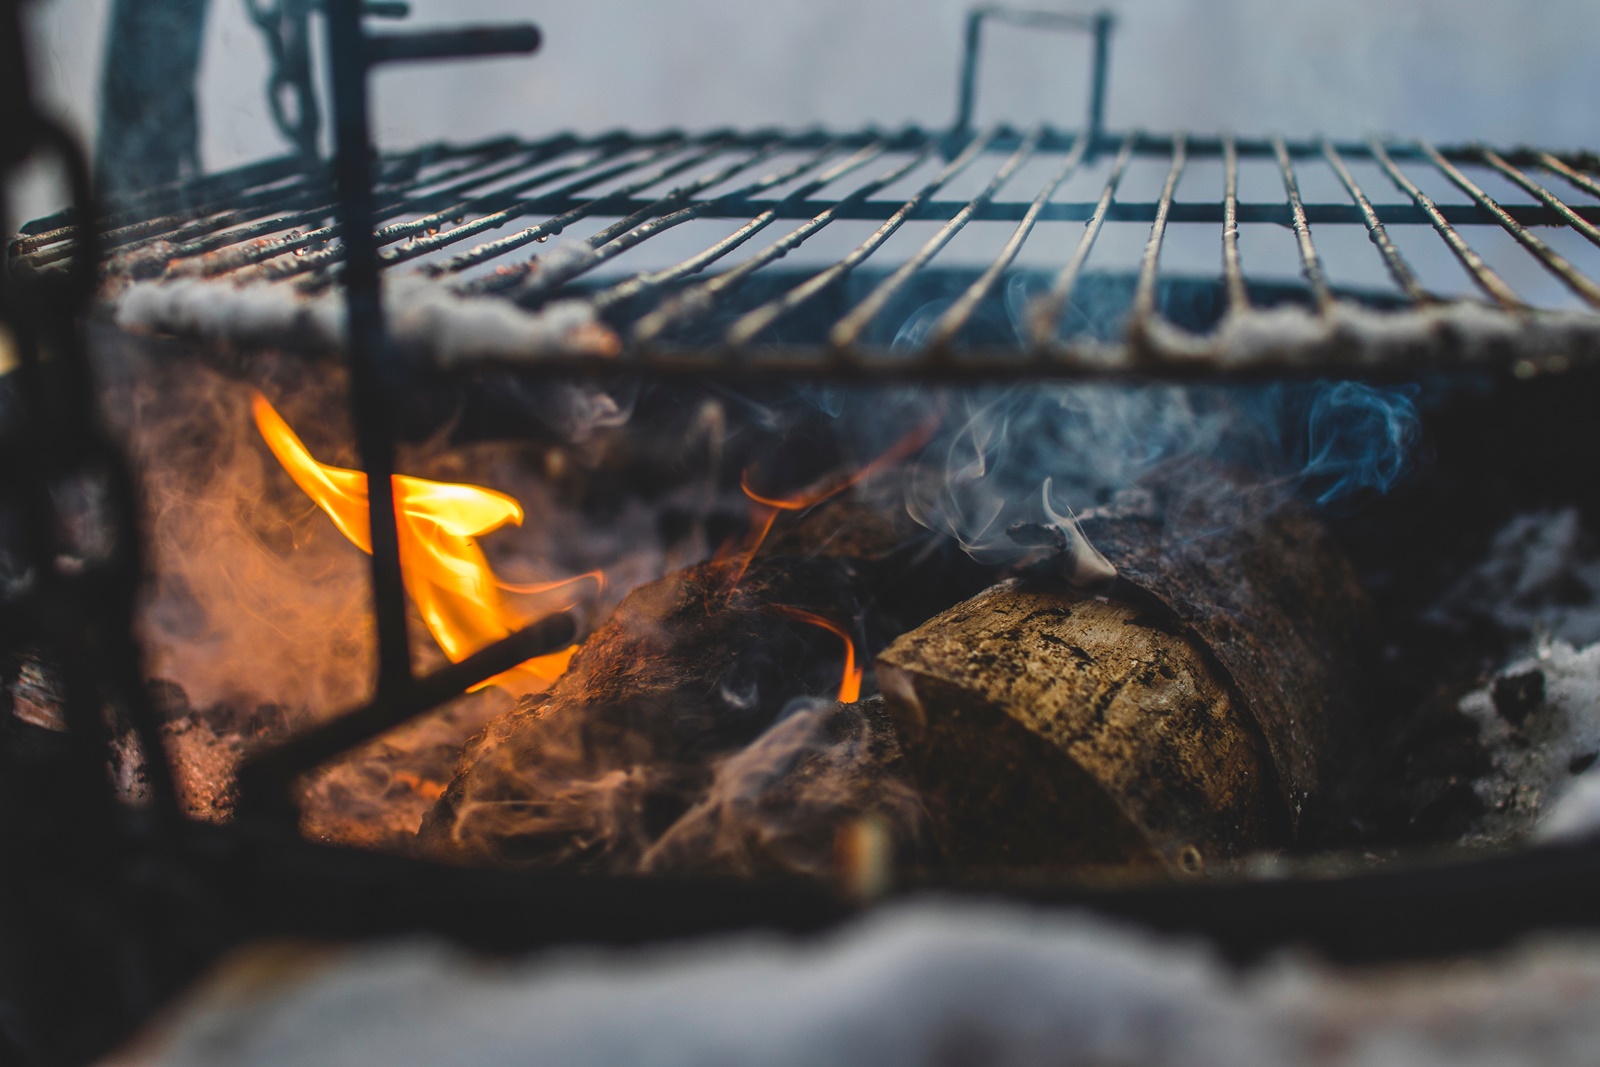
[161,137,583,279]
[1221,132,1247,314]
[1273,134,1331,313]
[645,133,990,346]
[588,140,900,319]
[1538,152,1600,204]
[1479,147,1600,250]
[1420,140,1600,309]
[925,129,1094,350]
[1130,132,1187,324]
[1027,133,1136,347]
[1321,138,1431,305]
[830,128,1043,348]
[496,140,836,301]
[1369,138,1521,309]
[413,137,731,279]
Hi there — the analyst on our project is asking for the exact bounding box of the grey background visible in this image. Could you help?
[16,0,1600,225]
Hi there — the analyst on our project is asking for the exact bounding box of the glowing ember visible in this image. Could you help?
[251,392,596,692]
[771,606,863,703]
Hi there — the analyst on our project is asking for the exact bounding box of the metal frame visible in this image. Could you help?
[10,4,1600,1062]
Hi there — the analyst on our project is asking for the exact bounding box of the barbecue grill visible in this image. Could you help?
[8,3,1600,1063]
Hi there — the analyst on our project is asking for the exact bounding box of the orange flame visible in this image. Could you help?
[722,415,942,591]
[251,392,596,692]
[771,607,862,703]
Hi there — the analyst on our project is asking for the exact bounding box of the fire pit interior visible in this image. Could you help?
[9,2,1600,1062]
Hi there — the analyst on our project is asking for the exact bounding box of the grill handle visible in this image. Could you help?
[954,6,1114,147]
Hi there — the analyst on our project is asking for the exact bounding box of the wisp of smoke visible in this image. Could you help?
[903,381,1421,570]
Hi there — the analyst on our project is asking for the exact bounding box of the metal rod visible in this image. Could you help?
[1131,132,1185,324]
[1273,133,1331,313]
[1369,138,1521,309]
[1540,151,1600,203]
[954,7,1114,142]
[1420,139,1600,309]
[416,137,724,277]
[589,140,895,318]
[1322,138,1431,305]
[364,24,541,66]
[1027,132,1136,347]
[324,0,411,697]
[1221,132,1246,313]
[1480,147,1600,250]
[260,137,660,284]
[642,134,982,346]
[831,127,1042,348]
[927,129,1093,349]
[234,612,577,817]
[491,139,822,300]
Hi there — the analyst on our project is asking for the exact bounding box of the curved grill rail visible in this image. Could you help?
[13,126,1600,380]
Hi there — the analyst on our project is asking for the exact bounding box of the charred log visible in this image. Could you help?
[419,556,898,872]
[877,466,1372,876]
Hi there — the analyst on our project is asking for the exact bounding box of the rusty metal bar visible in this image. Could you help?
[1221,132,1247,314]
[1027,132,1136,346]
[1369,138,1521,309]
[1421,139,1600,309]
[588,140,897,319]
[1540,151,1600,203]
[412,137,731,278]
[1480,147,1600,250]
[645,134,985,346]
[830,127,1042,348]
[234,611,577,819]
[1273,134,1331,313]
[1322,138,1431,305]
[1130,132,1186,324]
[926,129,1093,349]
[488,139,829,300]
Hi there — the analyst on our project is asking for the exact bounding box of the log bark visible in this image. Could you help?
[419,555,887,870]
[876,465,1372,876]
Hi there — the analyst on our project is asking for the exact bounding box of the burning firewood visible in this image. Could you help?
[876,465,1372,876]
[418,555,897,871]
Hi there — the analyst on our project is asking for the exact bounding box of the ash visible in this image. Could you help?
[1433,508,1600,843]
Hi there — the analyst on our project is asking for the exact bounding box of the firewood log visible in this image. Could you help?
[876,465,1372,876]
[419,556,887,870]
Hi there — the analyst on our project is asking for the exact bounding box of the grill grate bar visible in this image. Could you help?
[26,126,1600,379]
[1131,132,1187,323]
[482,139,837,301]
[1480,148,1600,252]
[1369,138,1521,309]
[283,135,707,284]
[412,136,725,278]
[642,131,993,345]
[592,140,900,321]
[927,130,1094,350]
[1421,139,1600,309]
[1028,132,1137,347]
[157,138,564,279]
[1221,132,1247,313]
[1322,138,1432,305]
[831,127,1043,348]
[1273,134,1332,313]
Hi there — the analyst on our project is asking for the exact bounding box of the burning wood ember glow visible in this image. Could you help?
[250,391,597,692]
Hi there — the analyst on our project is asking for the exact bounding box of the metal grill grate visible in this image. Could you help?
[14,127,1600,379]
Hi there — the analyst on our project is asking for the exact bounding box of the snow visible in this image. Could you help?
[110,901,1600,1067]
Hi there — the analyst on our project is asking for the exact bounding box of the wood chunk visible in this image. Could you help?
[877,468,1371,876]
[419,556,874,870]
